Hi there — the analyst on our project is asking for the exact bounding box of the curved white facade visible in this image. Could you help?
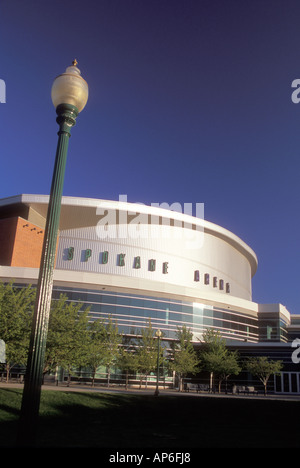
[55,200,257,304]
[0,194,291,344]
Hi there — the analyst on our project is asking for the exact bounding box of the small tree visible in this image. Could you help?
[135,319,157,389]
[46,294,89,386]
[199,329,228,392]
[245,356,283,395]
[85,319,107,387]
[0,282,35,381]
[102,316,121,387]
[215,351,241,393]
[169,326,199,391]
[117,336,137,389]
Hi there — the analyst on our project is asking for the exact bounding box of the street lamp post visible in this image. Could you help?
[17,61,88,446]
[154,329,162,396]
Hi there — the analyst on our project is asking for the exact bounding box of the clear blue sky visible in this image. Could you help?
[0,0,299,315]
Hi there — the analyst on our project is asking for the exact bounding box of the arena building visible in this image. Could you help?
[0,194,299,393]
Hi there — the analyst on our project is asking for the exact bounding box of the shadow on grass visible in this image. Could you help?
[0,388,299,448]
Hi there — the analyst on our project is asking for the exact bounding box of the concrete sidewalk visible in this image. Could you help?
[1,381,300,401]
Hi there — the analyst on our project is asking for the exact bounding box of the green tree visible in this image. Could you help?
[46,294,89,385]
[245,356,283,395]
[218,351,241,393]
[169,325,199,392]
[102,316,122,387]
[85,318,107,387]
[199,329,231,392]
[200,328,226,353]
[117,336,137,389]
[135,319,158,389]
[0,282,35,381]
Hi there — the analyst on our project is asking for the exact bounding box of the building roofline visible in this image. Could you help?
[0,194,258,276]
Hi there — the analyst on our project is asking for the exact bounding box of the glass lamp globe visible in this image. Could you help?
[51,60,88,113]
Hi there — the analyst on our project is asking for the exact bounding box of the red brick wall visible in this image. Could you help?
[0,217,45,268]
[0,217,18,265]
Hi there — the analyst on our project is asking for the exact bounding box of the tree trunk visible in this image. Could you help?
[92,368,96,387]
[264,382,267,395]
[210,372,213,392]
[178,374,183,392]
[5,362,9,382]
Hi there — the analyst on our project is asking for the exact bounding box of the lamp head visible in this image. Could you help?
[51,60,88,113]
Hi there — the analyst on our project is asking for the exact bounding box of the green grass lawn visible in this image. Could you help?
[0,387,299,448]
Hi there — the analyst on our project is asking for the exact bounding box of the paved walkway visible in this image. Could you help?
[1,381,300,401]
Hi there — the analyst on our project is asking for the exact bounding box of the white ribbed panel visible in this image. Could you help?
[56,223,252,301]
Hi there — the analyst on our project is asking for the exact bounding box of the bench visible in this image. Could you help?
[185,383,209,393]
[245,386,258,395]
[233,385,258,395]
